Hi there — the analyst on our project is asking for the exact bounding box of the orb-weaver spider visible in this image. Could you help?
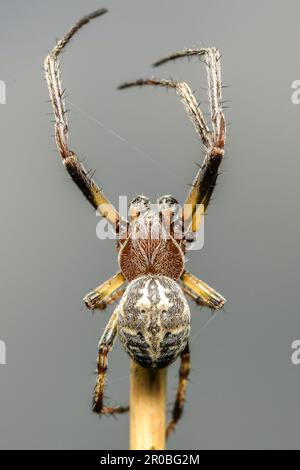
[44,8,226,437]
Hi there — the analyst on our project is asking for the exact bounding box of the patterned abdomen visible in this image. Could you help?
[117,276,190,368]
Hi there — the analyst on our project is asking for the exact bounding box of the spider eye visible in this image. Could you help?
[129,195,151,218]
[158,195,178,206]
[158,195,179,218]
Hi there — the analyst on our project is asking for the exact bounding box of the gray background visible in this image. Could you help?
[0,0,299,450]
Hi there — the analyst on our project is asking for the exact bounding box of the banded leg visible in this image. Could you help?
[118,78,212,148]
[101,288,126,308]
[84,272,126,310]
[153,48,226,231]
[181,271,226,310]
[181,285,208,308]
[44,10,125,232]
[119,48,226,235]
[93,309,129,414]
[166,343,191,438]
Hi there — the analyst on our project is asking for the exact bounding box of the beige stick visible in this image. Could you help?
[130,361,167,450]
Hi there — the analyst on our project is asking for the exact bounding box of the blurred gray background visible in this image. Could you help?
[0,0,300,450]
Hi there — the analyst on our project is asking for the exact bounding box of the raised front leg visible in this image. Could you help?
[44,9,127,233]
[119,48,226,238]
[153,48,226,231]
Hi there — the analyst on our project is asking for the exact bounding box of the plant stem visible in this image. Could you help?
[129,361,167,450]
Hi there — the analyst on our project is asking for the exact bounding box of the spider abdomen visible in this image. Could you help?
[117,275,190,368]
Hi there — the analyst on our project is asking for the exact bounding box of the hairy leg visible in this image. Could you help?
[84,272,126,310]
[119,48,226,236]
[181,271,226,310]
[153,48,226,230]
[166,343,191,437]
[93,308,129,414]
[44,9,125,232]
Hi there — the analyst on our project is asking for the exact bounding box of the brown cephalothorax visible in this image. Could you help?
[44,9,227,437]
[119,197,185,281]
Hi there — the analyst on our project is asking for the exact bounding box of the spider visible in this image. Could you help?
[44,9,226,437]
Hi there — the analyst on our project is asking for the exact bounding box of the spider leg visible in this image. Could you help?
[181,285,208,308]
[181,271,226,310]
[182,202,204,236]
[44,9,125,232]
[152,48,208,67]
[102,288,126,308]
[84,272,126,310]
[119,48,226,235]
[166,342,190,438]
[93,308,129,415]
[153,48,226,231]
[118,78,211,148]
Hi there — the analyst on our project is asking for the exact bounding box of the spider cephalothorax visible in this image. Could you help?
[44,9,227,436]
[118,195,185,281]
